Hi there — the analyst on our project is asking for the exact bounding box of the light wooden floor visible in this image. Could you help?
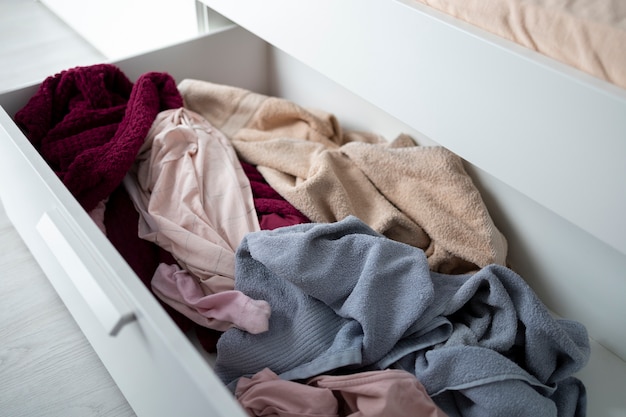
[0,1,134,416]
[0,0,107,93]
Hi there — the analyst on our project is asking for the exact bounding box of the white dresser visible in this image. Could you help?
[1,2,625,416]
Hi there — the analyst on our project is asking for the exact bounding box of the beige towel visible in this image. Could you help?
[179,79,507,273]
[341,139,508,272]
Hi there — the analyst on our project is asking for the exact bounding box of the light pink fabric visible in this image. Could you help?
[151,263,270,334]
[237,369,339,417]
[236,368,448,417]
[88,198,108,234]
[126,107,261,326]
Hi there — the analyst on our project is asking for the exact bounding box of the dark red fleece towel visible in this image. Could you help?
[240,160,311,229]
[14,63,183,212]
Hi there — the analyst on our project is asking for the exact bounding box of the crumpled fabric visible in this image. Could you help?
[178,79,507,274]
[124,107,264,332]
[151,263,270,334]
[15,63,182,212]
[215,216,589,417]
[236,368,448,417]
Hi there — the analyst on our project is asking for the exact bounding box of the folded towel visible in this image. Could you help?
[15,64,182,212]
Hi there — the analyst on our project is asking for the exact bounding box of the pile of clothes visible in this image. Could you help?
[15,64,589,417]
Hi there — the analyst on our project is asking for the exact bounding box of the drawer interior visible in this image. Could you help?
[1,25,625,417]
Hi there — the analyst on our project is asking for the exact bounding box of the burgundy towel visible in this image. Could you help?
[14,64,183,212]
[241,161,311,230]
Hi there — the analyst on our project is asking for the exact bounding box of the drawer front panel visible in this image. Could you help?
[0,107,247,417]
[0,29,268,417]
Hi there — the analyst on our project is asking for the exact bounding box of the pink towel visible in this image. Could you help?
[152,263,271,334]
[236,368,448,417]
[15,64,183,212]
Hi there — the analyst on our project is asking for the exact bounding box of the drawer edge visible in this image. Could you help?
[0,107,246,416]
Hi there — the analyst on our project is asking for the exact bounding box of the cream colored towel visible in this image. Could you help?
[179,79,507,273]
[341,140,508,272]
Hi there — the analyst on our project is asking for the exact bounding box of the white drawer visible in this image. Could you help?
[0,27,265,417]
[1,23,625,417]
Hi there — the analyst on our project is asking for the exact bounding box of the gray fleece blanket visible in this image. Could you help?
[215,216,590,417]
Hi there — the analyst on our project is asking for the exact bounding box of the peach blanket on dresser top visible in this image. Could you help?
[414,0,626,89]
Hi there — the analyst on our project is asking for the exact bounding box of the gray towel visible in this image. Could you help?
[217,216,437,384]
[215,216,589,416]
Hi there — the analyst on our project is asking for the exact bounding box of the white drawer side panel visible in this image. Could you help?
[200,0,626,259]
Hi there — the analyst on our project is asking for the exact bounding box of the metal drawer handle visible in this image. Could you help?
[36,209,136,336]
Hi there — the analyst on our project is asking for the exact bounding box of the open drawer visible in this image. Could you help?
[1,23,625,417]
[0,27,265,417]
